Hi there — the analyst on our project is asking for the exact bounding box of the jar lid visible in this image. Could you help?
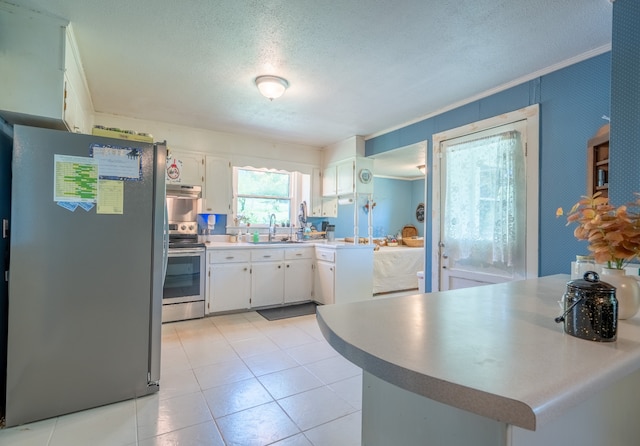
[576,255,595,261]
[567,271,615,293]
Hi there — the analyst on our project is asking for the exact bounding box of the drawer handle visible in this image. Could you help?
[295,253,302,256]
[226,256,235,260]
[263,255,271,258]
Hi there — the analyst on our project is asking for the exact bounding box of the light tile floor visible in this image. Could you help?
[0,311,364,446]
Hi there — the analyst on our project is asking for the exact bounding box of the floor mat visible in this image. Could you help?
[257,302,318,321]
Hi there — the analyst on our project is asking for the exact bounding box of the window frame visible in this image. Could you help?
[231,166,309,228]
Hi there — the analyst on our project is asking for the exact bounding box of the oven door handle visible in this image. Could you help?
[168,249,206,255]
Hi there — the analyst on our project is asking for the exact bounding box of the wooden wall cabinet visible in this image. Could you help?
[587,124,610,199]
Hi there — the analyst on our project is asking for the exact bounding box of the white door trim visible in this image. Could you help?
[430,104,539,291]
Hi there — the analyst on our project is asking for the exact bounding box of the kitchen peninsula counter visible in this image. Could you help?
[317,275,640,446]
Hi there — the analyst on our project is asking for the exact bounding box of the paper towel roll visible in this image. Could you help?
[337,197,354,205]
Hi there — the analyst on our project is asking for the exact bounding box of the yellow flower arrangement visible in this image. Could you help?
[561,193,640,269]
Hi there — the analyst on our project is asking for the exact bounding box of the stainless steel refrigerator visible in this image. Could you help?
[5,125,166,427]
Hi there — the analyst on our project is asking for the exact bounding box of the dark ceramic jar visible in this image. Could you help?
[561,271,617,342]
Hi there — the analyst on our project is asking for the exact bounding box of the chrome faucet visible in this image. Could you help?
[268,213,276,242]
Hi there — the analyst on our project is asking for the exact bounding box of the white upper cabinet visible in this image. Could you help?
[322,165,337,197]
[166,150,205,186]
[63,74,82,133]
[313,168,338,217]
[203,156,232,214]
[310,168,323,216]
[63,26,92,133]
[323,157,374,197]
[322,197,338,218]
[336,161,355,196]
[0,4,91,133]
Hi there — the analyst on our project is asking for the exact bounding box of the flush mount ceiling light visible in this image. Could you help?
[417,165,426,174]
[255,75,289,100]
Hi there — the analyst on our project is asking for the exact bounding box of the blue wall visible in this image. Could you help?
[366,52,612,291]
[610,0,640,204]
[197,213,228,235]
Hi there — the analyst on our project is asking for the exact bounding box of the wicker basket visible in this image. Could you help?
[401,225,418,245]
[403,237,424,247]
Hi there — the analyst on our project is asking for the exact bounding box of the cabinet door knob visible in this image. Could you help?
[278,265,281,269]
[286,264,290,268]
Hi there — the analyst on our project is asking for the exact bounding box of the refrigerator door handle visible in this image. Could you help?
[162,204,169,284]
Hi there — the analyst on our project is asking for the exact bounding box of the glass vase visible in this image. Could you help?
[600,268,640,319]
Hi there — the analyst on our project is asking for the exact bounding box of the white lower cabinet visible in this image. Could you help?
[315,260,335,305]
[207,250,251,313]
[315,246,373,305]
[250,249,285,308]
[284,248,314,304]
[206,246,321,313]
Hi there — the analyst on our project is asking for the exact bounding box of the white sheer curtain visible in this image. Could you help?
[443,130,524,275]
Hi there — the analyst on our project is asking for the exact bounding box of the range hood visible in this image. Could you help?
[166,184,202,199]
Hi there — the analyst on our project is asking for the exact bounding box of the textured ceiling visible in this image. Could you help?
[11,0,612,149]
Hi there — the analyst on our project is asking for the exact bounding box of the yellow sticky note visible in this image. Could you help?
[97,180,124,214]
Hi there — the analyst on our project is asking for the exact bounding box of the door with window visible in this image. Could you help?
[432,106,539,291]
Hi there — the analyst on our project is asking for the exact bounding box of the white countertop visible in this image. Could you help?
[316,275,640,431]
[204,240,374,250]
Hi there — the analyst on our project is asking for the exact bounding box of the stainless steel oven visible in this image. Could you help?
[162,218,206,323]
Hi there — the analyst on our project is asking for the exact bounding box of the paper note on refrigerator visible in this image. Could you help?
[54,155,98,202]
[90,144,142,180]
[97,180,124,214]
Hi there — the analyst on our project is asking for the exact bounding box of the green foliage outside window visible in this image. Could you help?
[237,169,291,225]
